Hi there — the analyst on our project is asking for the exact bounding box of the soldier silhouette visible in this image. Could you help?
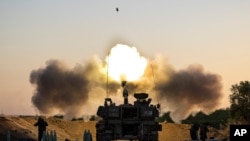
[199,123,209,141]
[34,116,48,141]
[190,123,200,140]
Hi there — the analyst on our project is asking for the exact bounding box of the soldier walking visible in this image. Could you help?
[34,117,48,141]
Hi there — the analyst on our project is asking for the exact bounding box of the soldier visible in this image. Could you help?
[122,81,129,104]
[199,123,209,141]
[34,116,48,141]
[189,123,199,140]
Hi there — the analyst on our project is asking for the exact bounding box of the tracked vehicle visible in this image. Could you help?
[96,81,162,141]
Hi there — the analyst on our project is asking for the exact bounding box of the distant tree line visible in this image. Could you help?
[182,109,230,129]
[53,114,99,121]
[156,112,175,123]
[157,109,230,129]
[71,117,84,121]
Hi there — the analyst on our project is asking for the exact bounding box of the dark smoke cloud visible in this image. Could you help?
[30,58,108,118]
[154,63,223,122]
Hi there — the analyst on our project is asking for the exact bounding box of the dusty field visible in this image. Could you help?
[0,116,229,141]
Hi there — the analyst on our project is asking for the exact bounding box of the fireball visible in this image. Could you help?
[105,44,147,81]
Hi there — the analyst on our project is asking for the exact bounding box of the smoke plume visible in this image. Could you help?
[30,44,223,121]
[30,58,108,118]
[151,57,223,122]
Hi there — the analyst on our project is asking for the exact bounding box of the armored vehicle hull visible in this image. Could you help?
[96,82,162,141]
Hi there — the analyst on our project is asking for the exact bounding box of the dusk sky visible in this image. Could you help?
[1,0,250,115]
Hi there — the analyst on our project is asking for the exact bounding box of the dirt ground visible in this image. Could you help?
[0,116,229,141]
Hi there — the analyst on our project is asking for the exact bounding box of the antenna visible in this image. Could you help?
[106,55,110,98]
[151,63,160,110]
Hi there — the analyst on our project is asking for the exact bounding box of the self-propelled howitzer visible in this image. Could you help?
[96,81,162,141]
